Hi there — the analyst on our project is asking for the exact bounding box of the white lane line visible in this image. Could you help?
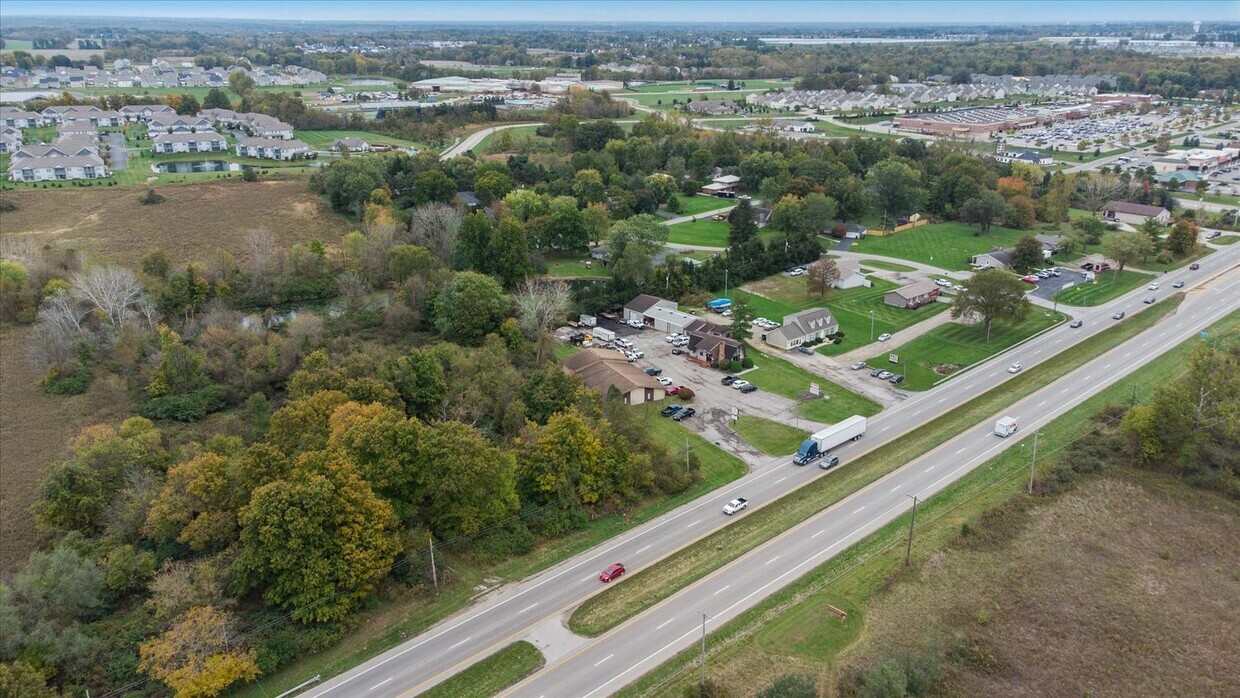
[1124,352,1132,358]
[964,384,974,390]
[1082,375,1092,381]
[1061,387,1071,394]
[369,678,394,691]
[890,484,902,493]
[811,529,825,538]
[687,519,702,528]
[635,545,651,554]
[655,618,675,630]
[594,654,614,667]
[775,476,787,484]
[937,397,947,404]
[853,505,866,514]
[520,603,539,613]
[447,637,471,650]
[925,465,936,473]
[765,555,780,565]
[955,447,966,454]
[582,575,595,582]
[882,425,892,432]
[1038,400,1047,407]
[1104,364,1112,369]
[713,585,731,596]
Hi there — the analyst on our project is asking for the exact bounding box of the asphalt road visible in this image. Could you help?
[508,263,1240,698]
[301,243,1239,698]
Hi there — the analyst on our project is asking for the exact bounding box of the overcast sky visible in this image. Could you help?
[2,0,1238,24]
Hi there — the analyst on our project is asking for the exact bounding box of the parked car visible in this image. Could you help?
[671,348,684,355]
[599,563,626,582]
[1097,263,1111,272]
[627,319,644,329]
[644,366,662,376]
[673,407,696,421]
[934,278,952,287]
[1021,275,1038,284]
[851,361,868,370]
[630,349,644,359]
[877,333,893,342]
[878,370,894,380]
[665,386,680,396]
[660,404,683,417]
[1082,262,1095,271]
[1112,310,1126,320]
[1190,263,1201,270]
[1172,280,1185,288]
[740,384,758,393]
[796,346,814,355]
[871,368,884,377]
[721,375,737,385]
[1143,295,1156,304]
[1070,319,1084,328]
[1008,362,1023,373]
[731,380,751,390]
[889,375,905,384]
[656,376,673,386]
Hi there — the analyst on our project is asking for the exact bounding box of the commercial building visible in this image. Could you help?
[762,308,839,351]
[895,106,1042,136]
[562,349,665,405]
[623,294,678,325]
[1101,201,1171,226]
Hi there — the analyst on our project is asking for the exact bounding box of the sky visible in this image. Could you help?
[2,0,1238,24]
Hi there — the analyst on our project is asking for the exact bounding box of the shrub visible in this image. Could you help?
[242,166,258,182]
[473,522,536,563]
[0,199,16,212]
[677,387,696,400]
[728,359,742,373]
[139,386,224,421]
[741,355,754,369]
[138,188,165,205]
[41,363,92,395]
[533,506,588,537]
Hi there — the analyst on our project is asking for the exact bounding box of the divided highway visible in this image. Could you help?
[302,244,1239,698]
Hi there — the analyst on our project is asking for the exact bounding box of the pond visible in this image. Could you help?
[151,160,241,174]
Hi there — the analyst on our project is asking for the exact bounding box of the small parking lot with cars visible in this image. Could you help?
[1027,266,1090,300]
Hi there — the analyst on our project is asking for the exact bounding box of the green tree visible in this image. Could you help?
[418,420,520,538]
[865,159,924,223]
[138,606,260,698]
[827,174,871,222]
[412,169,458,206]
[227,70,255,95]
[1166,220,1199,256]
[328,402,422,516]
[502,189,548,221]
[1101,230,1154,272]
[951,268,1032,341]
[385,349,447,420]
[572,169,607,204]
[1071,215,1107,245]
[144,452,242,552]
[606,214,668,286]
[517,412,605,508]
[959,190,1008,235]
[265,390,351,456]
[473,170,515,204]
[768,195,805,233]
[142,248,171,280]
[801,192,838,234]
[727,199,758,246]
[1039,172,1074,223]
[1011,235,1044,272]
[453,211,493,272]
[1137,217,1164,256]
[286,348,346,400]
[433,271,509,346]
[491,217,533,289]
[729,299,755,341]
[201,87,232,110]
[237,451,400,622]
[540,195,588,250]
[0,661,58,698]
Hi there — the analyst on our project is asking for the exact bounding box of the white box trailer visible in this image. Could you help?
[994,416,1018,437]
[793,415,867,465]
[593,327,616,342]
[579,314,598,327]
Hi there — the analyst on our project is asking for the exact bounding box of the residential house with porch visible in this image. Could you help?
[235,136,310,160]
[883,280,941,309]
[152,131,229,154]
[763,308,839,350]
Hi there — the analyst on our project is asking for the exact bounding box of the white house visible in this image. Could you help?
[331,136,372,152]
[7,153,109,182]
[146,116,214,134]
[119,104,176,122]
[243,114,295,139]
[198,109,243,127]
[0,107,44,128]
[152,131,229,154]
[40,105,101,123]
[0,127,22,154]
[832,259,872,289]
[58,119,99,139]
[235,136,309,160]
[1101,201,1171,226]
[763,308,839,350]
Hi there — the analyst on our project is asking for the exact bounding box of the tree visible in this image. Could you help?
[418,420,519,538]
[237,451,400,622]
[1166,220,1199,256]
[433,271,508,346]
[491,217,533,289]
[806,257,841,298]
[827,175,870,222]
[328,402,422,514]
[801,192,838,235]
[1004,194,1037,229]
[1155,133,1171,152]
[513,278,572,361]
[227,70,255,95]
[517,412,605,508]
[729,299,754,341]
[606,214,668,286]
[1011,235,1044,272]
[1039,172,1074,223]
[408,203,462,266]
[385,349,447,420]
[1101,230,1154,272]
[1077,173,1125,212]
[959,190,1007,235]
[1071,215,1107,245]
[201,87,232,110]
[768,195,804,233]
[265,390,351,457]
[1137,217,1164,257]
[502,189,548,222]
[865,159,924,223]
[0,661,58,698]
[473,170,514,204]
[138,606,260,698]
[144,452,242,552]
[453,211,493,273]
[951,268,1032,341]
[727,199,758,246]
[411,169,457,206]
[572,168,606,204]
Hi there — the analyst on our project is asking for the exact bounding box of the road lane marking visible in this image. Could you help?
[1038,400,1047,407]
[635,545,651,554]
[853,506,866,514]
[811,529,825,538]
[775,476,787,484]
[964,384,974,390]
[881,425,891,431]
[937,397,947,404]
[765,555,780,565]
[713,585,731,595]
[687,519,701,528]
[1104,364,1112,369]
[594,654,614,667]
[447,637,471,650]
[890,484,902,492]
[656,618,675,630]
[520,603,539,613]
[955,447,965,454]
[925,466,935,472]
[369,678,394,691]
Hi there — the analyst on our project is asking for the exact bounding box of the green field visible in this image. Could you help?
[420,642,543,698]
[3,39,34,49]
[665,218,731,247]
[544,256,609,279]
[1212,235,1240,245]
[733,415,809,455]
[475,124,548,153]
[857,259,917,272]
[297,130,422,149]
[848,222,1035,271]
[1171,191,1240,207]
[631,92,752,107]
[1053,269,1153,306]
[744,349,881,423]
[662,195,734,217]
[865,311,1065,391]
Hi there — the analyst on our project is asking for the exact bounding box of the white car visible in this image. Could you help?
[630,349,644,359]
[754,317,769,326]
[1148,282,1160,290]
[722,498,748,515]
[656,376,673,386]
[789,269,805,276]
[934,278,951,287]
[730,379,751,390]
[665,335,677,343]
[1008,362,1023,373]
[627,319,644,329]
[877,333,892,342]
[615,339,633,349]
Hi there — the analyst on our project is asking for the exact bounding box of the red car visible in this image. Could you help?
[599,563,626,582]
[1020,275,1038,284]
[665,386,680,395]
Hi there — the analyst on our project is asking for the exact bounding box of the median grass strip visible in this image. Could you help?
[618,307,1238,698]
[1214,235,1240,246]
[733,415,809,455]
[743,348,881,423]
[567,296,1182,637]
[1053,268,1153,306]
[420,641,544,698]
[865,311,1065,391]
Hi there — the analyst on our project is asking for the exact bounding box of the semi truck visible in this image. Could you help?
[793,415,867,465]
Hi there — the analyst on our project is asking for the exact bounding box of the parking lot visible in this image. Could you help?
[1027,266,1091,300]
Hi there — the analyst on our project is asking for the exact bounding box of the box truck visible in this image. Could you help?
[593,327,616,342]
[994,416,1018,437]
[793,415,867,465]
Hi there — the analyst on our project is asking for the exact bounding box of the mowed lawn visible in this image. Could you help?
[744,349,881,423]
[1211,235,1239,246]
[733,415,809,456]
[1053,269,1153,306]
[666,218,731,246]
[661,195,735,217]
[866,312,1065,391]
[297,130,422,149]
[544,256,609,279]
[848,222,1034,271]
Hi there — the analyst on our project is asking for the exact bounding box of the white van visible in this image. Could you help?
[994,416,1018,438]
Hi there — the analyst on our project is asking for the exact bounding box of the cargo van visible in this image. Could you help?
[994,416,1018,438]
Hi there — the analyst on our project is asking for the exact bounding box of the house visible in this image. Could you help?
[751,207,772,228]
[884,280,940,309]
[699,173,741,197]
[0,127,22,154]
[562,349,664,405]
[11,142,98,161]
[763,308,839,350]
[41,105,101,123]
[1101,201,1171,226]
[198,108,243,127]
[243,114,295,139]
[151,131,229,154]
[7,152,109,182]
[832,259,871,289]
[623,294,677,325]
[780,120,816,133]
[147,116,214,134]
[331,136,371,152]
[235,136,310,160]
[119,104,176,122]
[684,318,745,363]
[454,191,482,210]
[831,222,868,239]
[995,150,1054,166]
[0,107,44,128]
[57,119,99,139]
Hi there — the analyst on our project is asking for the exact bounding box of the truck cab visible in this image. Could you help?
[793,439,821,465]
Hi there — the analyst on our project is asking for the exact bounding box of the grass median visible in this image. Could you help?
[618,306,1238,698]
[420,641,544,698]
[567,295,1183,637]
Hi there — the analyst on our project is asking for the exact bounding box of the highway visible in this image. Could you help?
[508,265,1240,697]
[301,242,1239,698]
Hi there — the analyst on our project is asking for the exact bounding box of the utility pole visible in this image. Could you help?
[698,611,712,687]
[905,494,919,567]
[429,534,438,591]
[1027,431,1041,495]
[1130,383,1138,408]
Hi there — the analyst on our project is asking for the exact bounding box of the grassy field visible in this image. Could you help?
[0,179,350,268]
[865,311,1065,391]
[420,642,544,698]
[2,39,34,49]
[1172,191,1240,207]
[857,259,917,272]
[848,221,1035,270]
[297,130,422,149]
[661,195,733,217]
[665,218,730,247]
[544,255,609,279]
[631,92,752,107]
[733,415,809,455]
[1053,268,1153,306]
[476,124,549,154]
[742,349,881,424]
[621,308,1239,698]
[1213,234,1240,245]
[735,273,950,357]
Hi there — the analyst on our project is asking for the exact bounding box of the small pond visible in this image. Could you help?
[151,160,241,174]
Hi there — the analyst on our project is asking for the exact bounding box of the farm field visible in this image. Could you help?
[0,178,351,268]
[297,129,423,149]
[1053,269,1153,306]
[865,311,1065,391]
[848,221,1035,270]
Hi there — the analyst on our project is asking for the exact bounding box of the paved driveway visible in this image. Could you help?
[107,131,128,169]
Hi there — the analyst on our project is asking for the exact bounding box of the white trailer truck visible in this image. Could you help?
[793,415,867,465]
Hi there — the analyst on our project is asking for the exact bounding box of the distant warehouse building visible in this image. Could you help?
[895,106,1041,136]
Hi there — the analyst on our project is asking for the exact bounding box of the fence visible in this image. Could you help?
[867,219,929,237]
